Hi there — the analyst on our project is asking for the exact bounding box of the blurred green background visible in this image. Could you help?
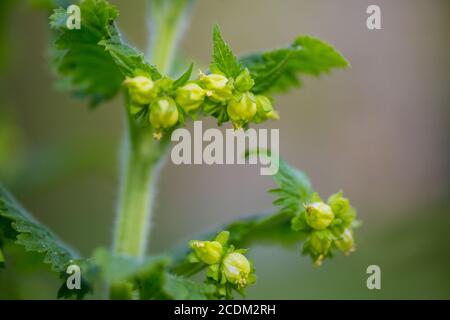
[0,0,449,299]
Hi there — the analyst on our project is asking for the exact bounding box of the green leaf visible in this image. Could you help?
[240,35,349,94]
[210,25,243,78]
[0,185,91,299]
[271,158,313,215]
[291,211,309,232]
[50,0,122,106]
[172,63,193,89]
[99,39,161,79]
[215,230,230,245]
[50,0,159,106]
[243,48,293,94]
[0,185,79,273]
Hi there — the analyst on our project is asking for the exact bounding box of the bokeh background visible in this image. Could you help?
[0,0,449,299]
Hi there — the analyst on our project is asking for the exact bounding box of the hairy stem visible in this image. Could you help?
[110,97,169,299]
[113,107,168,257]
[110,0,196,299]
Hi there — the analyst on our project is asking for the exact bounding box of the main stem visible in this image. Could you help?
[113,111,167,258]
[110,0,195,299]
[111,102,169,299]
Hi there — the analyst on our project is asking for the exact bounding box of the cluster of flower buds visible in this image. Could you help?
[189,231,256,298]
[198,69,278,129]
[124,75,180,139]
[124,68,278,139]
[291,191,357,266]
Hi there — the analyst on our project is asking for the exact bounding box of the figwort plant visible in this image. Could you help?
[0,0,358,299]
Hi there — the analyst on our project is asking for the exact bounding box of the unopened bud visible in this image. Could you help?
[175,82,206,112]
[304,202,334,230]
[124,76,157,105]
[149,97,179,132]
[335,229,354,255]
[227,92,257,129]
[222,252,251,288]
[200,72,233,103]
[327,191,350,216]
[234,68,254,92]
[309,231,332,258]
[253,95,279,123]
[154,77,174,93]
[190,240,223,265]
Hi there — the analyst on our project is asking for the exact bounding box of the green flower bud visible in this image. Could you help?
[327,191,350,217]
[253,95,279,123]
[222,252,251,288]
[149,97,179,135]
[304,202,334,230]
[309,231,332,266]
[190,240,223,265]
[335,228,354,255]
[234,68,254,92]
[124,76,157,105]
[154,77,174,93]
[200,72,233,103]
[175,82,206,112]
[309,232,332,254]
[227,92,257,129]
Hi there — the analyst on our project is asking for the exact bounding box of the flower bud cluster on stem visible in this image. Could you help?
[291,191,358,266]
[189,231,256,299]
[124,67,278,139]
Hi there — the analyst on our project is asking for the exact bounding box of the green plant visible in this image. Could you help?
[0,0,358,299]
